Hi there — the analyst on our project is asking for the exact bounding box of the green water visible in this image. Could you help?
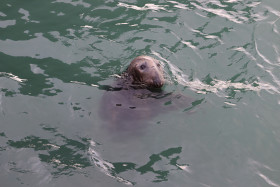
[1,0,280,186]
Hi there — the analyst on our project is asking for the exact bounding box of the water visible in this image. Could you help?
[1,0,280,186]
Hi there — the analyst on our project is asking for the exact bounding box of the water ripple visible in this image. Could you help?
[232,47,256,61]
[255,40,279,66]
[53,0,91,8]
[88,140,133,185]
[0,72,27,83]
[188,0,264,24]
[0,20,16,28]
[257,172,280,187]
[168,1,190,10]
[152,51,280,95]
[118,3,168,12]
[249,159,280,187]
[18,8,39,23]
[191,3,242,23]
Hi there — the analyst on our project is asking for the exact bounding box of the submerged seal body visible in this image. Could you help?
[99,56,193,131]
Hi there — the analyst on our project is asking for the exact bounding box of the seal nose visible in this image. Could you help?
[153,77,164,88]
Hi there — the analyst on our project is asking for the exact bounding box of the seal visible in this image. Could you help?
[99,55,194,132]
[126,55,165,88]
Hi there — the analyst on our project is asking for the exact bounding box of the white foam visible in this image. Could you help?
[176,164,192,173]
[115,23,129,25]
[0,72,27,83]
[255,40,277,66]
[88,140,133,185]
[191,2,245,24]
[168,1,189,10]
[118,3,167,11]
[232,47,256,61]
[224,102,236,106]
[191,28,224,44]
[257,172,280,187]
[81,25,93,28]
[70,81,86,85]
[0,12,7,17]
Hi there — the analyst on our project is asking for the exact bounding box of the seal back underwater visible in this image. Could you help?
[99,56,193,131]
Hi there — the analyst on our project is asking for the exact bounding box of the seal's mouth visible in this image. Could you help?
[149,82,164,89]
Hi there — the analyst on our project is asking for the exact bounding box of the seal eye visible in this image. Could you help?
[140,64,146,70]
[157,63,161,67]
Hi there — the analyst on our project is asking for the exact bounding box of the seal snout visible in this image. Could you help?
[152,76,164,88]
[153,82,164,88]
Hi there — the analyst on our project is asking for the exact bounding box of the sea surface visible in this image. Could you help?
[1,0,280,186]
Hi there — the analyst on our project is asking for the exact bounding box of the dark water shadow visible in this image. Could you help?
[0,52,119,97]
[4,124,190,185]
[113,147,185,183]
[6,125,91,178]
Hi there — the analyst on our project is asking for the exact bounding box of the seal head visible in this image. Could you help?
[127,56,165,88]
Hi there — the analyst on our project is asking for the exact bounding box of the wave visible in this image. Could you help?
[152,51,280,95]
[88,140,133,185]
